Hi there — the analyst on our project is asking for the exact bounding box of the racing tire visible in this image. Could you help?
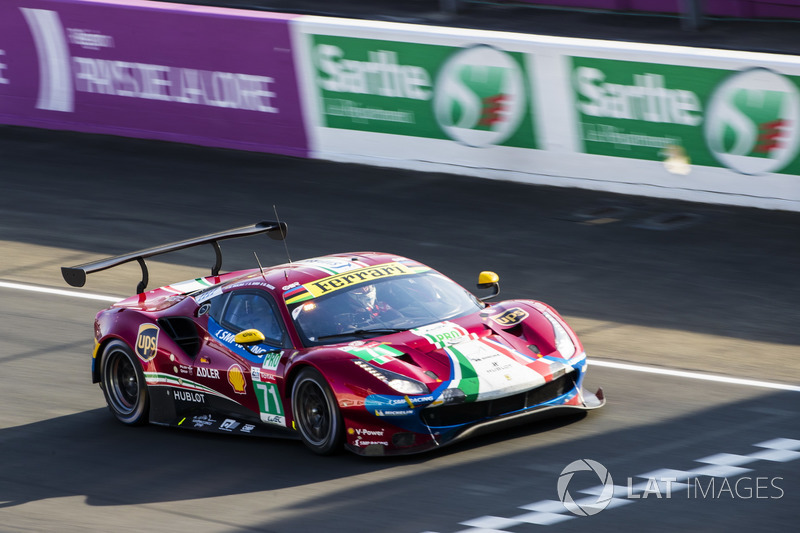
[100,340,149,425]
[291,367,343,455]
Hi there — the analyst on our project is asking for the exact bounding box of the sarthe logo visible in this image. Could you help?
[433,44,525,148]
[557,459,614,516]
[705,67,800,175]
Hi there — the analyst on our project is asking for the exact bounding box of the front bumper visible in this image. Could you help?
[344,386,605,456]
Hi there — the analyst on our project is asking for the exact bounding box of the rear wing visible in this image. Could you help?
[62,221,287,294]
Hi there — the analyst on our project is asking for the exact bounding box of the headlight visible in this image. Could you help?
[543,311,576,358]
[387,378,427,395]
[439,387,466,404]
[353,360,429,395]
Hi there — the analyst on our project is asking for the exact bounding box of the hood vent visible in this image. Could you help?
[393,351,420,367]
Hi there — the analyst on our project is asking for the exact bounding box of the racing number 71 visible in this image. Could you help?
[255,382,285,421]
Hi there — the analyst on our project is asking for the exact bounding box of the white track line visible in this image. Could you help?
[2,280,798,392]
[592,359,800,392]
[0,280,121,302]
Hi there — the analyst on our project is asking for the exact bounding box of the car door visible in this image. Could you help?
[203,289,290,428]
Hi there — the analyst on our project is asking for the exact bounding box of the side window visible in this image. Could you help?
[221,291,285,347]
[206,292,229,321]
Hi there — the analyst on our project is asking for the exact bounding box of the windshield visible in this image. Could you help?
[288,271,483,346]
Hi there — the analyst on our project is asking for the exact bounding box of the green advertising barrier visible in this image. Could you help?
[307,35,538,149]
[571,57,800,176]
[294,17,800,211]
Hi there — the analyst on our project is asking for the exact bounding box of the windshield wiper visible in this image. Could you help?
[316,328,405,342]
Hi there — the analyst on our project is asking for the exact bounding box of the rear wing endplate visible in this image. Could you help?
[62,221,287,294]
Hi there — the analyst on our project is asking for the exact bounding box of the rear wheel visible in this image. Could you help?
[100,340,149,425]
[291,367,343,455]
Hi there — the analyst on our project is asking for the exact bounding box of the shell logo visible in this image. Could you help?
[228,364,247,394]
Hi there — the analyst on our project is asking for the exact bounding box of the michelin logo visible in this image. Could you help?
[375,409,413,417]
[19,9,279,115]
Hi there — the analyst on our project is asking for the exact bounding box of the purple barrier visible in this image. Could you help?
[515,0,800,19]
[0,0,308,157]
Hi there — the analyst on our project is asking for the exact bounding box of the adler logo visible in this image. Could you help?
[705,68,800,175]
[135,323,159,361]
[196,366,220,379]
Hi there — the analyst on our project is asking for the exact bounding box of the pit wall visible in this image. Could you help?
[2,1,799,211]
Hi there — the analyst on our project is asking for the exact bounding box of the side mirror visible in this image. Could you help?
[235,328,265,346]
[477,271,500,301]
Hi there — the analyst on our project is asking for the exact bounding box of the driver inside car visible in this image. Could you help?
[342,283,402,327]
[350,284,390,315]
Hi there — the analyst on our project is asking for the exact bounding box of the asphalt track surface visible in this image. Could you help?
[1,125,799,532]
[4,3,800,532]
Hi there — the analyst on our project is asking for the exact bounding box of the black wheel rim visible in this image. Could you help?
[296,380,330,445]
[107,349,139,415]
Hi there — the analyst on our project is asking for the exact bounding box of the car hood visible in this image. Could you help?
[324,301,583,403]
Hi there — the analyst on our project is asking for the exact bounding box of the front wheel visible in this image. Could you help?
[291,367,343,455]
[100,340,149,425]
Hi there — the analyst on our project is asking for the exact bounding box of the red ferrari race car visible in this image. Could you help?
[62,222,604,456]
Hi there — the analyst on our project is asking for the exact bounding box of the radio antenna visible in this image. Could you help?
[273,205,291,264]
[253,252,265,276]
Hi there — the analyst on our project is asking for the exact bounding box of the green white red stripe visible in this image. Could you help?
[144,372,237,401]
[441,338,546,402]
[162,277,217,295]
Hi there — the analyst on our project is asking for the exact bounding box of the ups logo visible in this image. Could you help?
[135,323,159,361]
[490,308,528,327]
